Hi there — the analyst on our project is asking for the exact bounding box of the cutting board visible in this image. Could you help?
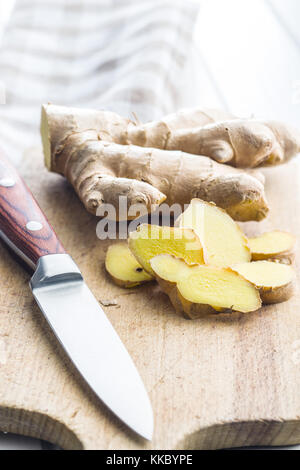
[0,148,299,450]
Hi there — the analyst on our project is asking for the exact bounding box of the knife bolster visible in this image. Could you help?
[30,254,83,289]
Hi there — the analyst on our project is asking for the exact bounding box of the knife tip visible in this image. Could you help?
[135,414,154,441]
[128,399,153,441]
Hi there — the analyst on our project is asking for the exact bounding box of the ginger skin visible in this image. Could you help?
[150,254,262,317]
[104,202,296,315]
[41,106,269,221]
[136,115,300,168]
[249,231,296,264]
[105,243,153,288]
[156,277,218,320]
[42,105,300,171]
[232,261,295,304]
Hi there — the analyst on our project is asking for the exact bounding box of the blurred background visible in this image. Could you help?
[0,0,300,165]
[0,0,299,450]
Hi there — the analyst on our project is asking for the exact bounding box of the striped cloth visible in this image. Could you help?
[0,0,199,165]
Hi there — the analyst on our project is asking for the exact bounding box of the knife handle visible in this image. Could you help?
[0,149,65,269]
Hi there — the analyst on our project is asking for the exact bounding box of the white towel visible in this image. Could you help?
[0,0,199,164]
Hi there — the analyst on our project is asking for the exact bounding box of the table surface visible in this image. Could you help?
[0,0,299,450]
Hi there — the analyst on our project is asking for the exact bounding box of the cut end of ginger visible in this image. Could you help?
[232,261,295,304]
[105,243,153,288]
[150,253,192,283]
[105,200,296,317]
[128,224,203,275]
[233,261,295,288]
[41,105,52,171]
[151,254,261,314]
[178,199,251,267]
[249,231,296,263]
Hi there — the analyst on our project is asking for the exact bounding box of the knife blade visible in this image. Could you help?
[0,150,153,440]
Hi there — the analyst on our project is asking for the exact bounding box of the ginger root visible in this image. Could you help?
[105,243,153,288]
[177,199,251,267]
[144,110,300,167]
[42,104,300,170]
[232,261,295,304]
[41,105,268,222]
[249,231,296,264]
[128,224,203,276]
[150,254,262,317]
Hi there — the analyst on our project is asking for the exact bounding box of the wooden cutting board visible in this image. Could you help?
[0,148,299,450]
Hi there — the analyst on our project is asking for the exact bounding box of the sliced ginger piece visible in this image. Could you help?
[148,255,216,318]
[105,243,153,288]
[150,254,261,318]
[232,261,295,304]
[177,199,251,267]
[129,224,203,276]
[249,231,296,264]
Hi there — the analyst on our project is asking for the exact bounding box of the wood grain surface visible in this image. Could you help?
[0,149,65,268]
[0,148,299,450]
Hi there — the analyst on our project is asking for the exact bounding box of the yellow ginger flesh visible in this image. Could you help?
[105,243,153,287]
[178,199,251,267]
[129,224,203,276]
[232,261,294,289]
[249,231,296,261]
[150,254,261,314]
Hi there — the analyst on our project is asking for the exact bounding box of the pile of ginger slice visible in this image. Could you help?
[105,199,296,319]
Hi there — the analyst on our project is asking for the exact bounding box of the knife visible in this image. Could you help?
[0,150,153,440]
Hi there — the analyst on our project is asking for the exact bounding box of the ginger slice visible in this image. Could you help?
[177,199,251,267]
[148,255,216,319]
[249,231,296,264]
[105,243,153,288]
[129,224,203,276]
[150,254,261,317]
[232,261,295,304]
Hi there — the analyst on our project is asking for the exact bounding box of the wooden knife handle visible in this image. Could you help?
[0,149,65,269]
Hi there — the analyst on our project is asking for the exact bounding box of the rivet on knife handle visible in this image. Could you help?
[0,149,65,269]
